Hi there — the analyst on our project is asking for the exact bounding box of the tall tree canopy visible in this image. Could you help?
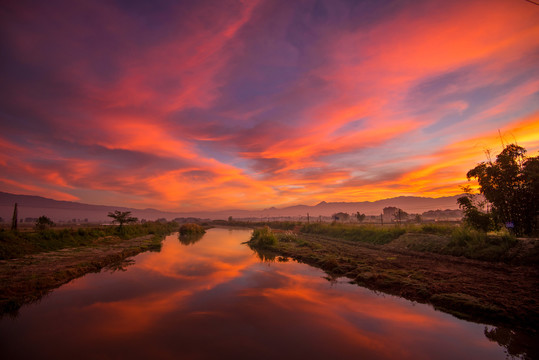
[107,210,138,229]
[466,144,539,236]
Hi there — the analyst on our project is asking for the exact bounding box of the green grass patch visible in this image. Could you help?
[300,223,405,245]
[248,226,278,248]
[0,221,179,260]
[221,220,300,230]
[445,227,517,261]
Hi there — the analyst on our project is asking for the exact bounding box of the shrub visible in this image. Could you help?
[249,226,277,248]
[179,223,206,236]
[446,226,517,261]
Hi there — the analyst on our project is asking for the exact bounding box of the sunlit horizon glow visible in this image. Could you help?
[1,0,538,211]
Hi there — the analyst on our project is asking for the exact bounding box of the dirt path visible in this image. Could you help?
[0,235,162,316]
[263,233,539,330]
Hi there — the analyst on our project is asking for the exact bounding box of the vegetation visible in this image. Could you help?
[248,226,277,248]
[179,223,206,236]
[220,220,299,230]
[0,221,179,260]
[0,233,166,316]
[107,210,138,230]
[300,223,405,245]
[35,216,54,231]
[446,227,517,261]
[457,191,492,232]
[464,144,539,236]
[11,203,17,231]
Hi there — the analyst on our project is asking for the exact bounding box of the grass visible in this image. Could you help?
[300,223,406,245]
[179,223,206,236]
[0,221,179,260]
[445,227,517,261]
[248,226,278,248]
[220,220,300,230]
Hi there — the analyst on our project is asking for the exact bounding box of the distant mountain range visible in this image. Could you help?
[0,191,463,223]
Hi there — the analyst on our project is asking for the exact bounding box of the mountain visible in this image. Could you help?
[0,191,462,223]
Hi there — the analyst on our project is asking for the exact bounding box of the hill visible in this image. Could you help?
[0,191,462,223]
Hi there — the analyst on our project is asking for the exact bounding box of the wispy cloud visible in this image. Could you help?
[1,0,538,210]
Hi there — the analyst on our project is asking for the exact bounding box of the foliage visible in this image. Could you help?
[11,203,17,231]
[356,212,366,222]
[300,223,405,245]
[446,226,517,261]
[107,210,138,229]
[35,216,54,231]
[0,221,179,260]
[457,192,492,232]
[466,144,539,236]
[393,209,408,223]
[249,226,277,248]
[179,223,206,236]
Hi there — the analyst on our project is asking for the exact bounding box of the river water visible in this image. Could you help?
[0,228,529,359]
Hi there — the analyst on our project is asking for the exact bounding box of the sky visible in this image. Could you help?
[1,0,539,211]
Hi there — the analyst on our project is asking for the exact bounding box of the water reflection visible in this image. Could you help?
[104,258,136,272]
[0,228,533,359]
[484,327,538,360]
[178,232,205,246]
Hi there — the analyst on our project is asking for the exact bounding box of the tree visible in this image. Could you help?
[11,203,18,231]
[35,216,54,231]
[107,210,138,229]
[457,191,492,232]
[465,144,539,235]
[356,212,366,223]
[393,209,408,224]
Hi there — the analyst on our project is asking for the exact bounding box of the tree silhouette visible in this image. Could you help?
[465,144,539,235]
[107,210,138,229]
[11,203,18,231]
[35,216,54,231]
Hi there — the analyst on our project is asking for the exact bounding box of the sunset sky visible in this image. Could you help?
[1,0,539,211]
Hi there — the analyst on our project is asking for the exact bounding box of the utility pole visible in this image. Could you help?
[307,213,310,223]
[380,213,383,226]
[11,203,18,231]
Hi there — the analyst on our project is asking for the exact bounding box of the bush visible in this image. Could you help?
[179,223,206,236]
[446,226,517,261]
[249,226,277,248]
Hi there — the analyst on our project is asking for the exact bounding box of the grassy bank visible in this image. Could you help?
[0,221,179,260]
[246,225,539,330]
[0,221,180,315]
[296,223,532,263]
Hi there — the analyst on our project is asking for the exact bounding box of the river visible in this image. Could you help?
[0,228,530,359]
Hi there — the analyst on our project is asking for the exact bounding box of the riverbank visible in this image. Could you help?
[247,228,539,331]
[0,233,166,316]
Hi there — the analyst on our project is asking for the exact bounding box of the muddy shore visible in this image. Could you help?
[0,234,163,316]
[250,232,539,331]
